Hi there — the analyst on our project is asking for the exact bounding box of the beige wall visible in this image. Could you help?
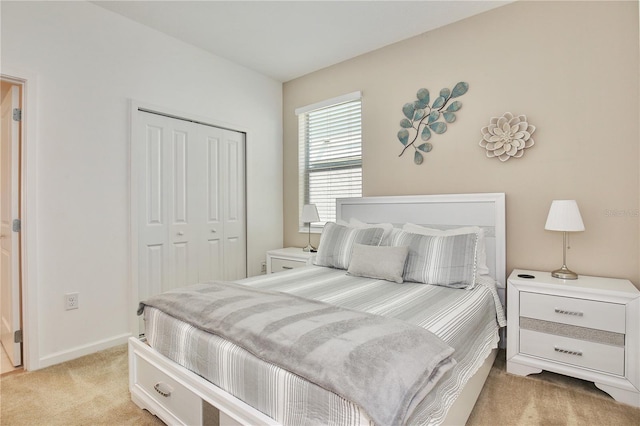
[283,1,639,288]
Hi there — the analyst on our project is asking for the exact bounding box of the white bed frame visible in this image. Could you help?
[129,192,506,426]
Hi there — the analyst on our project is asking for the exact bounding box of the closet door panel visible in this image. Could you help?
[171,130,188,225]
[139,118,169,300]
[223,237,244,281]
[145,244,164,298]
[203,238,223,282]
[145,126,164,227]
[206,135,221,224]
[169,128,198,287]
[221,129,246,281]
[199,129,223,282]
[172,242,191,289]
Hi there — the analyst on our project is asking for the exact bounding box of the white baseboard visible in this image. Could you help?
[36,332,132,370]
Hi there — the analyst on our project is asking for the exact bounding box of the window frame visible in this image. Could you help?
[296,91,363,233]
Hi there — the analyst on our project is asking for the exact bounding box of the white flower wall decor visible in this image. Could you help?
[479,112,535,162]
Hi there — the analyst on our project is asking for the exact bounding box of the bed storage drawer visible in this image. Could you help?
[134,354,202,425]
[130,337,280,426]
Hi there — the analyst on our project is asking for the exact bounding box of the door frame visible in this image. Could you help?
[1,69,39,371]
[1,82,22,367]
[128,100,249,337]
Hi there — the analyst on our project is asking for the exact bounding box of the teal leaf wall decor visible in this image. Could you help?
[397,82,468,164]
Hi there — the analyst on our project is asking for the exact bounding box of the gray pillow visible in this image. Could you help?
[314,222,384,270]
[390,230,478,289]
[347,244,409,283]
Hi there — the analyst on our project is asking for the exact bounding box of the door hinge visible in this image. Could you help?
[12,108,22,122]
[14,330,23,344]
[12,219,21,232]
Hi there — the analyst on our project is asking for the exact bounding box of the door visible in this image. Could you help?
[138,112,199,299]
[199,128,246,282]
[135,110,246,305]
[1,84,21,367]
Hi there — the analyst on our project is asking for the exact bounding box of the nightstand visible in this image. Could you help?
[266,247,315,274]
[506,269,640,407]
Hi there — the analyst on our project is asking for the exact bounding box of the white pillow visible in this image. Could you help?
[402,223,490,276]
[349,218,395,245]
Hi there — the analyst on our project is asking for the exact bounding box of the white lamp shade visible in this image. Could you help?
[301,204,320,223]
[545,200,585,232]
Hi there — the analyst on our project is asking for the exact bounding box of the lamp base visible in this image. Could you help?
[302,244,317,253]
[551,265,578,280]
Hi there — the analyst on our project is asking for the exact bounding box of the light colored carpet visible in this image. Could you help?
[466,351,640,426]
[0,344,162,426]
[1,345,638,425]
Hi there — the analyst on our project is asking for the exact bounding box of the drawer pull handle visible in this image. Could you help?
[554,347,583,357]
[554,308,583,317]
[282,266,293,270]
[154,382,173,397]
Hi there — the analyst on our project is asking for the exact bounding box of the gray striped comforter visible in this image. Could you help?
[144,266,505,425]
[139,281,455,426]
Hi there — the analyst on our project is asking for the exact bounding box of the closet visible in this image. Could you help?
[134,110,246,306]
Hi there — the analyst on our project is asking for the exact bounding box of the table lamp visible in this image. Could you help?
[301,204,320,252]
[544,200,585,279]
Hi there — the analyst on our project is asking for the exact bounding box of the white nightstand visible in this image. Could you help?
[266,247,315,274]
[506,269,640,407]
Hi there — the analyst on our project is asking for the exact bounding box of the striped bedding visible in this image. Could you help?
[144,265,506,426]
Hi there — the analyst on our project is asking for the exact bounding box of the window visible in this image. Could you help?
[296,92,362,230]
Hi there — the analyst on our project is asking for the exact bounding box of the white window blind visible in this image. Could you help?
[297,92,362,229]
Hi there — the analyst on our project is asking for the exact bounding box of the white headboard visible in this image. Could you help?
[336,193,506,286]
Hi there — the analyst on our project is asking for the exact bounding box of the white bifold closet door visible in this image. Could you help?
[136,111,246,304]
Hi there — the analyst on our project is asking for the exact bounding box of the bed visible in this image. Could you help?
[129,193,506,426]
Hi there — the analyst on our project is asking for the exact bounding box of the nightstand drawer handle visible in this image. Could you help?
[554,308,583,317]
[282,266,293,270]
[554,347,583,357]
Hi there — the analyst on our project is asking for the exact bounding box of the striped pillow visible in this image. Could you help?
[391,230,478,289]
[402,224,489,276]
[315,222,385,270]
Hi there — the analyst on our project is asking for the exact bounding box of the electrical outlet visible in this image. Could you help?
[65,293,79,310]
[261,261,267,274]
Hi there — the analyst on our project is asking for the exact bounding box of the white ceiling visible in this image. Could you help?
[93,1,511,82]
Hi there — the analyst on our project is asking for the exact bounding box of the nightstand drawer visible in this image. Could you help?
[266,248,314,274]
[520,329,625,376]
[520,292,625,333]
[271,258,307,272]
